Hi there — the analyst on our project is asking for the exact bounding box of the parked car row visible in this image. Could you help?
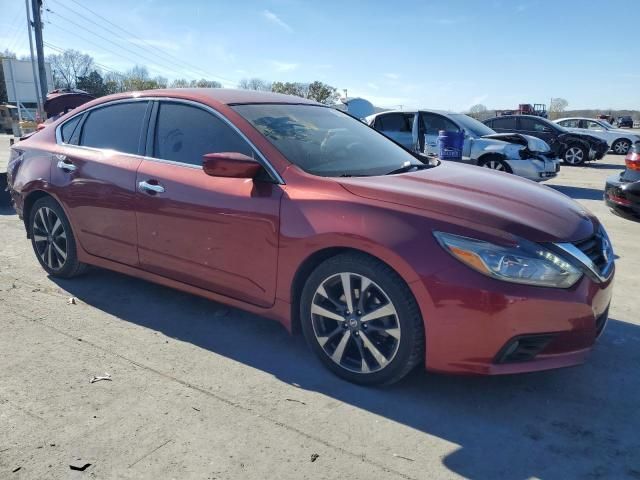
[554,117,640,155]
[483,115,609,166]
[367,110,560,182]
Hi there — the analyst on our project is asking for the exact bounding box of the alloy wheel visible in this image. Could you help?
[310,272,401,374]
[564,147,584,164]
[32,206,68,271]
[483,160,505,171]
[613,140,631,154]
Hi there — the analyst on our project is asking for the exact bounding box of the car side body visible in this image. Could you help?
[367,110,559,182]
[484,115,609,166]
[554,117,640,155]
[605,141,640,217]
[7,89,615,383]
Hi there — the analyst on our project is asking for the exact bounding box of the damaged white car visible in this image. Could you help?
[367,109,560,182]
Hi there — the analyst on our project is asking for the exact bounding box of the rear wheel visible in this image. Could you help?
[29,196,87,278]
[612,139,631,155]
[563,144,588,165]
[300,253,424,385]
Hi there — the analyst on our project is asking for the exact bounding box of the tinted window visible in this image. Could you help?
[153,102,254,166]
[233,104,424,177]
[376,113,412,132]
[81,102,148,154]
[60,115,82,144]
[520,117,549,132]
[489,117,517,130]
[421,113,460,135]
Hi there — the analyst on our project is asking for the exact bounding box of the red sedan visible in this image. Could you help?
[7,89,615,385]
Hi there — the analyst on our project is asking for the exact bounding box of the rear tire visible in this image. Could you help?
[300,253,424,386]
[29,196,88,278]
[563,144,588,165]
[612,139,631,155]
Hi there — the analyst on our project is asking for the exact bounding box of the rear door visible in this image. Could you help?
[51,100,150,266]
[134,100,282,307]
[488,116,517,133]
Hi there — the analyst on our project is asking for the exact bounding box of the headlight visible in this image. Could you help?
[434,232,583,288]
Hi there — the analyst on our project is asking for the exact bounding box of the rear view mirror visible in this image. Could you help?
[202,152,262,178]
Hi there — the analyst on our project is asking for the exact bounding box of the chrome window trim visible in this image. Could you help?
[55,96,285,184]
[554,233,614,283]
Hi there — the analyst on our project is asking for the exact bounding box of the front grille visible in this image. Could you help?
[573,233,607,271]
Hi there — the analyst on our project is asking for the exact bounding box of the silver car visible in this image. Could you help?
[555,117,640,155]
[367,109,560,182]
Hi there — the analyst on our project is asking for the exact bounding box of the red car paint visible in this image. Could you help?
[8,89,614,375]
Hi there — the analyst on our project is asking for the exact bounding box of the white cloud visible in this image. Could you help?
[366,82,380,90]
[271,61,299,72]
[384,73,400,80]
[263,10,293,32]
[128,38,180,52]
[467,94,489,109]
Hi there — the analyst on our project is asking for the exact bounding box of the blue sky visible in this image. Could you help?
[1,0,638,110]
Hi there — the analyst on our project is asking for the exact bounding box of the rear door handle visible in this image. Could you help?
[56,157,77,172]
[138,180,165,194]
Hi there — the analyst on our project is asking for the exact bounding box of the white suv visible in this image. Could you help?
[554,118,640,155]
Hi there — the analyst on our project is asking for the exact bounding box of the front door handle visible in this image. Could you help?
[56,159,77,172]
[138,180,165,194]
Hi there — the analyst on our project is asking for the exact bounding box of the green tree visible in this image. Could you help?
[76,70,108,97]
[271,81,338,104]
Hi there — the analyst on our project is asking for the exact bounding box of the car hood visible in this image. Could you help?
[482,133,551,153]
[338,162,595,243]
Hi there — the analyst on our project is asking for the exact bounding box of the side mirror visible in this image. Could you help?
[202,152,262,178]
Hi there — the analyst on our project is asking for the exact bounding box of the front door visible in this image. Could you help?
[51,100,150,266]
[420,112,462,157]
[135,100,282,307]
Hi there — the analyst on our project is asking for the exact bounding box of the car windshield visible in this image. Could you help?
[600,121,615,129]
[449,114,495,137]
[233,104,426,177]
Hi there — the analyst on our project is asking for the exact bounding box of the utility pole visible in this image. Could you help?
[31,0,48,113]
[25,0,43,117]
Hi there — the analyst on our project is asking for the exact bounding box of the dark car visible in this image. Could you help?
[605,141,640,217]
[484,115,609,166]
[616,116,634,128]
[7,89,615,385]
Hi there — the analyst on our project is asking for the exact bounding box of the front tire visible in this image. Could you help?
[563,144,588,165]
[300,253,424,385]
[612,139,631,155]
[29,196,87,278]
[479,156,512,173]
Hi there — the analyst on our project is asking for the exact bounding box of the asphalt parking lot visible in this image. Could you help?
[1,132,639,479]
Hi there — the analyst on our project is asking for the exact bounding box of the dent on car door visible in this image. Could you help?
[135,101,282,307]
[50,100,150,266]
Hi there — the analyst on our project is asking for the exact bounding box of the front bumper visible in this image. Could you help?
[604,173,640,215]
[590,144,608,160]
[505,156,560,182]
[414,260,614,375]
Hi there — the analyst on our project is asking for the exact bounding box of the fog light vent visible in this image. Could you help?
[495,334,555,363]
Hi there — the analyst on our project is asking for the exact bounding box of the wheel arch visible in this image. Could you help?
[477,152,513,172]
[22,190,53,237]
[289,246,422,336]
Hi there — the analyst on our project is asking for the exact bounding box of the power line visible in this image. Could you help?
[6,7,26,53]
[43,41,122,77]
[56,0,238,85]
[46,10,191,80]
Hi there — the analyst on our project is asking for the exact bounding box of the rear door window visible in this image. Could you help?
[60,115,83,144]
[488,117,516,130]
[375,113,412,132]
[519,117,548,132]
[80,101,148,155]
[152,101,255,166]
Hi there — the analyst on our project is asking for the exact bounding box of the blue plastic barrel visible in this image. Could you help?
[438,130,465,160]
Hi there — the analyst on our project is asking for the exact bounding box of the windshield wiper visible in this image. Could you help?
[385,163,430,175]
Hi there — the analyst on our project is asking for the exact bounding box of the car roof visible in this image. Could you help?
[84,88,322,107]
[555,117,602,122]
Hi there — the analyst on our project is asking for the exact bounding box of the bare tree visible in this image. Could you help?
[469,104,487,114]
[549,98,569,119]
[238,78,271,91]
[170,78,190,88]
[47,50,95,89]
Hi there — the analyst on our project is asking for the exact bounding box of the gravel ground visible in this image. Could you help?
[1,133,639,479]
